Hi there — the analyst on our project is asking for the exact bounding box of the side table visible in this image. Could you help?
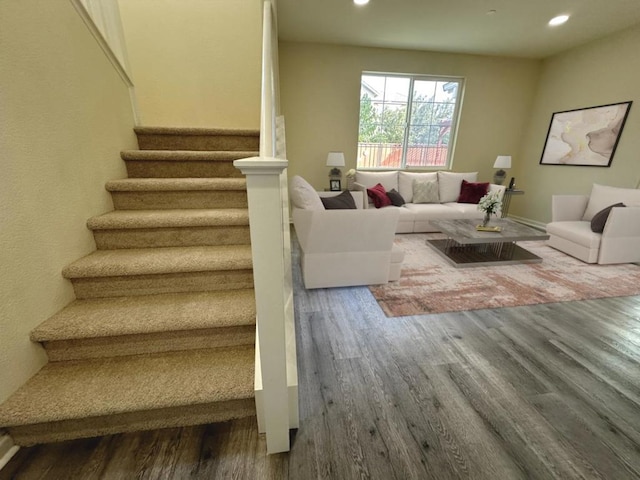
[501,189,524,217]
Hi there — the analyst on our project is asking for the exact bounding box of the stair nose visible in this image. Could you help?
[0,346,256,445]
[32,290,257,341]
[121,150,257,161]
[134,126,260,152]
[87,209,250,229]
[87,209,252,249]
[31,290,257,361]
[120,150,256,178]
[62,245,254,299]
[63,245,253,278]
[105,178,247,191]
[106,178,248,210]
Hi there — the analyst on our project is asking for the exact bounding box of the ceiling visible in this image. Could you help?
[276,0,640,58]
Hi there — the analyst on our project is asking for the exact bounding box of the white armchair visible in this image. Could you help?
[546,184,640,264]
[292,191,403,288]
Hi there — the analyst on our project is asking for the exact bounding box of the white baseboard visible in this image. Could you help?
[0,433,19,471]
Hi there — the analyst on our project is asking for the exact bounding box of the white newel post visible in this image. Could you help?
[234,157,290,454]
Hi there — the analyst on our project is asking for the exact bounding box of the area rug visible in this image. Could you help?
[370,233,640,317]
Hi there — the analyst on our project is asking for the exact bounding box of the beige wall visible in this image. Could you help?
[0,0,137,403]
[513,25,640,224]
[279,41,541,190]
[118,0,262,129]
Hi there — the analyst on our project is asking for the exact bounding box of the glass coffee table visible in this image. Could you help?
[427,218,550,268]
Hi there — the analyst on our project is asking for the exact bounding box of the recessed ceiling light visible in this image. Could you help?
[549,15,570,26]
[486,10,497,15]
[354,0,369,5]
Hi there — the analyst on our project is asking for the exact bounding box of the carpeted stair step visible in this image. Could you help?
[88,209,251,249]
[0,345,256,446]
[121,150,255,178]
[135,126,260,152]
[31,290,256,361]
[106,178,247,210]
[62,245,254,299]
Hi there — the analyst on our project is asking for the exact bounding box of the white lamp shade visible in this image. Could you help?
[493,155,512,169]
[326,152,346,167]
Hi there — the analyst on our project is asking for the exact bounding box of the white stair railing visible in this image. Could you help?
[234,0,298,455]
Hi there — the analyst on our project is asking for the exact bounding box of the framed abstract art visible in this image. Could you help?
[539,101,632,167]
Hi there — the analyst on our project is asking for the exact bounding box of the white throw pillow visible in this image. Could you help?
[289,175,324,210]
[355,171,398,191]
[582,183,640,221]
[438,171,478,203]
[412,179,440,204]
[398,171,437,203]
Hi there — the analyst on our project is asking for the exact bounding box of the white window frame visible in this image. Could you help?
[357,72,465,170]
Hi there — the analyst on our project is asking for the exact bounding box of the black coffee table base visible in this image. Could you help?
[427,238,542,268]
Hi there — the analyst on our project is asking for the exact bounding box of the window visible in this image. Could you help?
[358,73,464,170]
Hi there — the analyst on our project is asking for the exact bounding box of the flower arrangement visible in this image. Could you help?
[346,168,357,178]
[478,191,502,225]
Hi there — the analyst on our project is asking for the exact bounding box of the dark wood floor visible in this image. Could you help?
[3,238,640,479]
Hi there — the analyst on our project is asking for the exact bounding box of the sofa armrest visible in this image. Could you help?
[352,182,369,209]
[599,206,640,264]
[292,208,399,253]
[551,195,589,222]
[603,206,640,237]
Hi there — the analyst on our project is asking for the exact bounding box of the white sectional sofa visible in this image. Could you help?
[546,183,640,264]
[352,170,506,233]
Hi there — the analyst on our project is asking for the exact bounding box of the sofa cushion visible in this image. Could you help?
[404,203,464,221]
[546,221,601,249]
[355,171,398,191]
[582,183,640,221]
[321,190,358,210]
[438,171,478,203]
[395,205,415,222]
[367,183,392,208]
[386,189,405,207]
[398,171,437,203]
[290,175,324,210]
[590,202,625,232]
[457,180,490,204]
[413,180,440,203]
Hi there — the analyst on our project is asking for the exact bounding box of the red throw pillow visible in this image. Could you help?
[366,183,392,208]
[457,180,490,204]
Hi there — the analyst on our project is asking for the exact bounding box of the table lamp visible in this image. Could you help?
[493,155,511,185]
[326,152,345,191]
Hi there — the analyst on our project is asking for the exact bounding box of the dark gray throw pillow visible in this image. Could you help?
[321,190,357,209]
[590,202,625,233]
[386,188,405,207]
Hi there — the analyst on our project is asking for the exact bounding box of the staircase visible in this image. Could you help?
[0,127,261,446]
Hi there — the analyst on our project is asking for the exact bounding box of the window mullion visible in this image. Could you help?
[401,77,415,170]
